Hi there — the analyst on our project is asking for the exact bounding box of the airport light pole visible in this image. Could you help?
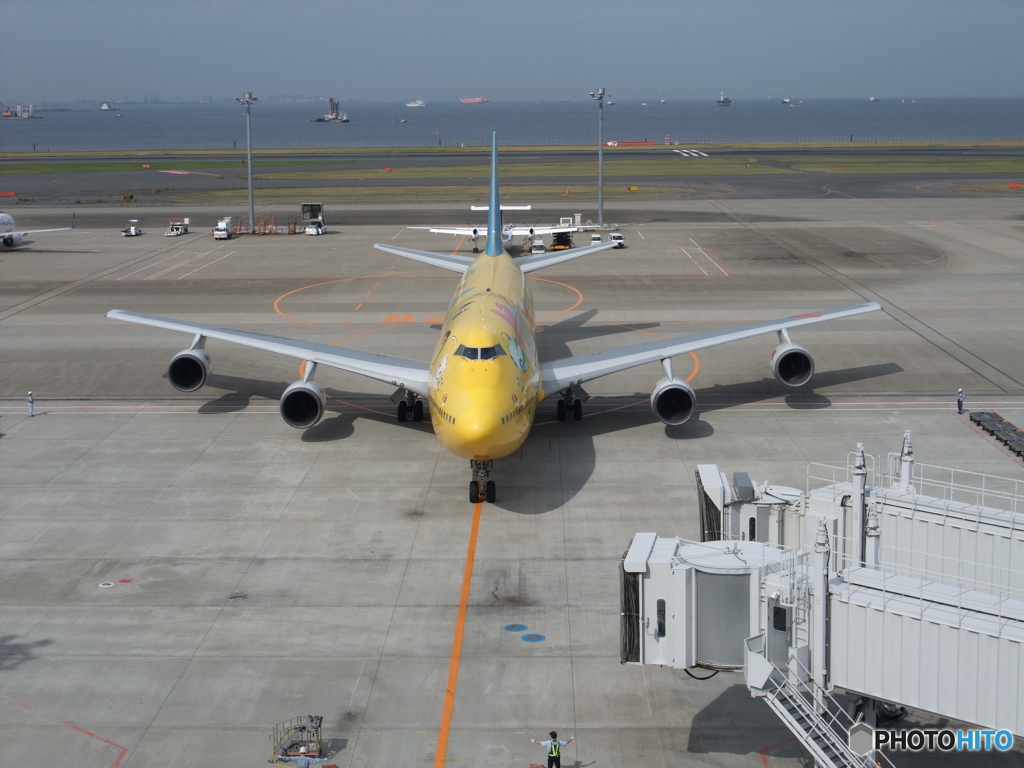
[236,91,258,233]
[590,88,606,227]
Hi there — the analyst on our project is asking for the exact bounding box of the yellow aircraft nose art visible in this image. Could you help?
[431,351,534,460]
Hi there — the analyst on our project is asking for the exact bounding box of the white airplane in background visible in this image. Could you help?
[412,205,576,253]
[107,134,881,504]
[0,211,72,247]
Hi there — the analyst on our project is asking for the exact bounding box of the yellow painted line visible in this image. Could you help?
[434,500,484,768]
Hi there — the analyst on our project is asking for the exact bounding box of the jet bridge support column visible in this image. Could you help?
[812,517,831,713]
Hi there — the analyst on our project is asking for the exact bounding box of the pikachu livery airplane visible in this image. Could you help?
[108,134,880,503]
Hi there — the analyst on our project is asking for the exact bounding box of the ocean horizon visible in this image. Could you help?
[3,98,1024,152]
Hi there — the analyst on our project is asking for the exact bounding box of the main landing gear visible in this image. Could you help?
[469,460,496,504]
[394,390,424,422]
[556,384,586,422]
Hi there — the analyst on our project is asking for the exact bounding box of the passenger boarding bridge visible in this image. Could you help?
[620,431,1024,767]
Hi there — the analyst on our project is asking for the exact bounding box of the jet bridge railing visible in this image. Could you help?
[826,529,1024,607]
[878,460,1024,516]
[806,455,876,504]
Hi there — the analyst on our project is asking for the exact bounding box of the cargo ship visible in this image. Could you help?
[460,97,488,104]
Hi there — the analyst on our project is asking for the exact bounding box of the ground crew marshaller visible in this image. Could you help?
[531,731,572,768]
[27,391,33,417]
[957,388,965,414]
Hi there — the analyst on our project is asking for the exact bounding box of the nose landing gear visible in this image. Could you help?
[469,460,496,503]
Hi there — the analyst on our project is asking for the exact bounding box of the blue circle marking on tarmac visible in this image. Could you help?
[504,624,528,632]
[522,634,546,642]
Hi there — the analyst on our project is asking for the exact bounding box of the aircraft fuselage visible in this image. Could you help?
[428,251,539,461]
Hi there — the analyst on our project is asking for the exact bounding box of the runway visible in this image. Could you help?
[2,194,1024,767]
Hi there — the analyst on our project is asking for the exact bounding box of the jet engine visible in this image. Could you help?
[280,380,326,429]
[771,342,814,387]
[167,349,212,392]
[3,234,22,247]
[650,377,697,426]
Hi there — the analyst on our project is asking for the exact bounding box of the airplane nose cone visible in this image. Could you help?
[455,405,502,456]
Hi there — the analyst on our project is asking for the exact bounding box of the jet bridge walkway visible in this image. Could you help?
[625,431,1024,766]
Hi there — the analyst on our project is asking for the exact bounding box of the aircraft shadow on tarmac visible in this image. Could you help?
[0,634,54,672]
[187,349,899,515]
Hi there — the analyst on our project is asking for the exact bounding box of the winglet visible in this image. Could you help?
[485,132,502,257]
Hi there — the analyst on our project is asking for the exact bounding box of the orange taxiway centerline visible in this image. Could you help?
[434,499,484,768]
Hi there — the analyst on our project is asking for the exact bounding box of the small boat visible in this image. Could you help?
[405,99,425,107]
[782,97,791,105]
[398,118,406,123]
[459,97,488,104]
[717,92,732,106]
[869,96,880,103]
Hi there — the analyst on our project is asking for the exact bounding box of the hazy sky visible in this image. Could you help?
[4,0,1024,103]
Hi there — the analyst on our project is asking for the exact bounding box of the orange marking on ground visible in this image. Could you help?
[354,303,363,311]
[528,276,584,321]
[434,500,484,768]
[273,276,382,326]
[453,235,467,254]
[1,694,128,768]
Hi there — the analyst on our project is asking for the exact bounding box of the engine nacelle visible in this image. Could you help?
[651,377,697,426]
[771,343,814,387]
[280,380,326,429]
[3,234,22,248]
[167,349,212,392]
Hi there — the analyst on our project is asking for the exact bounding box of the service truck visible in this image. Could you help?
[301,202,326,235]
[213,217,234,240]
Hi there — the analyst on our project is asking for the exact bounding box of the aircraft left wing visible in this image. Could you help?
[106,309,432,397]
[540,302,881,396]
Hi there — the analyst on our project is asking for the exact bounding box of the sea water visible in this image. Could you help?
[2,98,1023,152]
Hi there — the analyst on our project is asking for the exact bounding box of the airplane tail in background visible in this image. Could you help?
[485,132,503,257]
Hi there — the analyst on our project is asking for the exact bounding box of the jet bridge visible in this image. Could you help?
[625,432,1024,766]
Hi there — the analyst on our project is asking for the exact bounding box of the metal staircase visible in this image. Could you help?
[745,635,894,768]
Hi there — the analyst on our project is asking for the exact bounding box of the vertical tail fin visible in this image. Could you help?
[485,132,502,257]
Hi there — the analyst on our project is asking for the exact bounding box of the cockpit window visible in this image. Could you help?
[455,344,505,361]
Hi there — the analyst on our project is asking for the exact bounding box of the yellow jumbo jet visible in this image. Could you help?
[107,134,880,503]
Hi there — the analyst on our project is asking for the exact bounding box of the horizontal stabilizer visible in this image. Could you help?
[516,241,618,273]
[373,244,473,273]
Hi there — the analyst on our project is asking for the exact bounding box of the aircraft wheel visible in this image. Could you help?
[557,399,567,421]
[469,480,480,503]
[397,401,408,422]
[573,399,583,421]
[413,400,424,422]
[485,480,496,504]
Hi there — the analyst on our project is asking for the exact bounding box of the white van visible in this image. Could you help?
[589,233,602,245]
[609,232,626,248]
[529,239,546,254]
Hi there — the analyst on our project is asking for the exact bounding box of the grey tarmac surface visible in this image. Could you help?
[2,194,1024,768]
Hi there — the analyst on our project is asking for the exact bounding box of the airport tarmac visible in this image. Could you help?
[2,195,1024,767]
